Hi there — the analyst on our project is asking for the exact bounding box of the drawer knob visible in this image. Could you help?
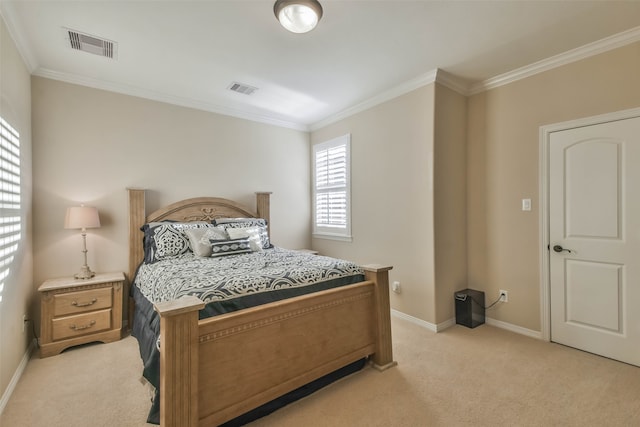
[69,320,96,331]
[71,298,97,307]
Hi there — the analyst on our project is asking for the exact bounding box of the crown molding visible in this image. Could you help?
[311,26,640,130]
[310,68,472,131]
[434,69,470,95]
[0,2,38,73]
[310,69,440,131]
[469,26,640,95]
[33,68,310,132]
[4,0,638,133]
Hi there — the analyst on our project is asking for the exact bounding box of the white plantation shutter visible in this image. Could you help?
[0,117,21,303]
[313,134,351,240]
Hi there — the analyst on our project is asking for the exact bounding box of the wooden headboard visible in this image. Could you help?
[127,188,272,284]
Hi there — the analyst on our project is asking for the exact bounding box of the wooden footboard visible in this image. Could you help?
[154,265,394,427]
[128,189,395,426]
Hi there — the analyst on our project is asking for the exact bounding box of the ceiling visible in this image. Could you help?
[2,1,640,130]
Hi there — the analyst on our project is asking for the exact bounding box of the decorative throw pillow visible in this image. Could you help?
[226,226,263,252]
[213,218,271,249]
[141,221,210,263]
[182,226,230,257]
[209,238,252,257]
[198,226,229,244]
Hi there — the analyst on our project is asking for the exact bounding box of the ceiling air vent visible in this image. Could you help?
[64,28,117,59]
[228,82,258,96]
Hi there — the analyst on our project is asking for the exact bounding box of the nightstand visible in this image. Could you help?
[38,272,124,358]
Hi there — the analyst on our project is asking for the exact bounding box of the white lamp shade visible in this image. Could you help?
[274,0,323,34]
[64,206,101,230]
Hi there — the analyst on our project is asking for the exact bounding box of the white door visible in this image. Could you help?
[549,116,640,366]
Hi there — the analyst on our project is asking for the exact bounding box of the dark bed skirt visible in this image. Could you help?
[146,357,367,425]
[220,357,367,426]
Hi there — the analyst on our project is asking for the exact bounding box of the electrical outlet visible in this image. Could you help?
[392,281,401,294]
[22,314,28,332]
[499,290,508,303]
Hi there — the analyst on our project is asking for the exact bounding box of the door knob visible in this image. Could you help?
[553,245,572,253]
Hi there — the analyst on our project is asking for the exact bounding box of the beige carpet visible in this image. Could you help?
[2,317,640,426]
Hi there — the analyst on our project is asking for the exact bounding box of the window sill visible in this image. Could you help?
[312,233,352,242]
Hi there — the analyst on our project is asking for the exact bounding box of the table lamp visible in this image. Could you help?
[65,205,101,279]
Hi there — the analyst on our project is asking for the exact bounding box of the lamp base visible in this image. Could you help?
[74,265,96,280]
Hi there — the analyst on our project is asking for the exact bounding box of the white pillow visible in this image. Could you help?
[226,227,263,252]
[184,228,213,257]
[184,226,228,257]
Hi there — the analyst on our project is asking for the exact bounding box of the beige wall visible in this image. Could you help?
[311,85,438,323]
[310,82,468,326]
[433,84,467,324]
[467,42,640,331]
[31,77,311,296]
[0,16,33,405]
[311,41,639,330]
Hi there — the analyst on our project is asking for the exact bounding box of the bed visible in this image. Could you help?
[127,188,396,426]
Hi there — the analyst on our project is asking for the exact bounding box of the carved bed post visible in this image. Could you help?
[154,296,205,427]
[362,264,397,371]
[128,188,146,329]
[256,192,272,239]
[128,188,146,283]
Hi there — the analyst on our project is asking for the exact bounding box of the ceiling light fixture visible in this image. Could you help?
[274,0,323,34]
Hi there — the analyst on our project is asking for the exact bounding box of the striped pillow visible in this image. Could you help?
[213,218,271,249]
[209,238,252,257]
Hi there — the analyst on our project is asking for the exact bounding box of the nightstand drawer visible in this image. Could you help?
[53,287,112,316]
[52,309,112,341]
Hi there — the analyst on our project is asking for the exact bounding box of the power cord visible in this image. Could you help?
[455,292,504,310]
[24,317,40,348]
[31,320,40,348]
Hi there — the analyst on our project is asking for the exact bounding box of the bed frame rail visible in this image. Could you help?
[154,265,394,426]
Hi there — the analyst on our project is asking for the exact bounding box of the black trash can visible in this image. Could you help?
[454,289,485,328]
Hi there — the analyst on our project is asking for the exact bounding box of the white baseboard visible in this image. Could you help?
[391,309,542,339]
[435,317,456,332]
[391,309,454,332]
[0,338,36,416]
[485,317,543,339]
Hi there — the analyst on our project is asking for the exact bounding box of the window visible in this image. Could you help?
[312,134,351,241]
[0,117,21,303]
